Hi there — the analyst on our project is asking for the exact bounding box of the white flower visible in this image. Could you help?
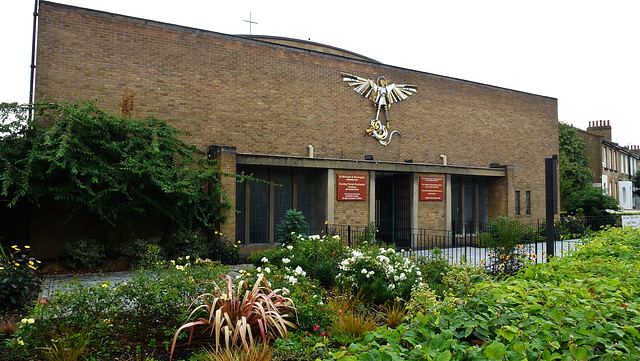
[294,266,306,276]
[175,265,184,271]
[309,235,321,240]
[282,287,290,294]
[185,256,190,260]
[333,235,340,239]
[261,257,268,263]
[264,267,271,273]
[288,276,297,285]
[286,245,293,250]
[21,318,35,324]
[361,268,368,274]
[257,267,262,272]
[282,258,291,264]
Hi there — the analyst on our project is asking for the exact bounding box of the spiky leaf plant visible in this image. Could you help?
[170,274,297,360]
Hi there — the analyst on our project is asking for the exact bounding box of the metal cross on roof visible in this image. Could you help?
[243,12,258,35]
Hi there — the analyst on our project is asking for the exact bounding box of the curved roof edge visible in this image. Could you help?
[245,35,380,63]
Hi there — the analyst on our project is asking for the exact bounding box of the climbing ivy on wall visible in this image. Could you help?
[0,101,230,234]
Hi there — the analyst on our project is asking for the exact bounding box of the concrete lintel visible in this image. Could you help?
[236,153,506,177]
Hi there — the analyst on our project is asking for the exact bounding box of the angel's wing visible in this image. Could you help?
[385,83,418,104]
[341,72,417,105]
[341,73,379,103]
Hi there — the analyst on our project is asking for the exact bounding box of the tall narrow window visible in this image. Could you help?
[249,169,270,244]
[525,191,531,216]
[515,191,521,216]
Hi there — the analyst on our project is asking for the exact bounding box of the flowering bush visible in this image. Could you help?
[9,259,229,358]
[336,245,423,305]
[241,261,332,332]
[0,244,41,310]
[250,233,347,288]
[478,217,538,276]
[169,229,240,265]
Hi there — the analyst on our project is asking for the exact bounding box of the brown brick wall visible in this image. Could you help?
[333,170,370,226]
[417,173,446,231]
[35,2,558,225]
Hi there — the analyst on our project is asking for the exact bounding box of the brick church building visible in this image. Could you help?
[30,1,559,257]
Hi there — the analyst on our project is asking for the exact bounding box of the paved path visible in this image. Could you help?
[40,264,254,300]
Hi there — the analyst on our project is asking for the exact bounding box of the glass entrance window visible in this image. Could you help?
[236,166,316,244]
[451,175,487,234]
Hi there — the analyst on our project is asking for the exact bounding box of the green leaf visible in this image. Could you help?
[484,341,506,360]
[434,350,452,361]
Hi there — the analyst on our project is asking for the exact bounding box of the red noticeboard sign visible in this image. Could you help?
[420,177,444,201]
[337,174,367,201]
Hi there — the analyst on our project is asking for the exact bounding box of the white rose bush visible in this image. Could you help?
[336,246,423,304]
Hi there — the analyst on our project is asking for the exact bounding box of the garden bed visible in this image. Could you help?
[2,228,640,360]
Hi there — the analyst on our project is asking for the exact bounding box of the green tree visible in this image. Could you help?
[564,186,620,230]
[275,209,308,245]
[1,101,231,236]
[558,122,593,209]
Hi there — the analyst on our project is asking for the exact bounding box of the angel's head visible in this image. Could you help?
[377,76,388,87]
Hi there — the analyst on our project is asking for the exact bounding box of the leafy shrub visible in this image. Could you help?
[415,248,452,298]
[478,217,537,275]
[332,227,640,360]
[169,229,240,265]
[358,222,379,245]
[168,228,210,260]
[236,263,331,333]
[0,245,41,310]
[119,237,165,268]
[441,259,488,297]
[336,245,423,305]
[9,260,229,358]
[0,101,232,235]
[556,215,588,240]
[276,209,308,245]
[565,186,620,230]
[251,233,347,289]
[405,283,441,320]
[59,238,106,270]
[209,231,240,265]
[170,274,297,359]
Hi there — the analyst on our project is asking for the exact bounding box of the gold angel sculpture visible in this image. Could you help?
[341,72,417,146]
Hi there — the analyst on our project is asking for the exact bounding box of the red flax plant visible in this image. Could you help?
[170,274,297,360]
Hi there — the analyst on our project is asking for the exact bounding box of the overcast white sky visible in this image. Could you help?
[2,1,638,146]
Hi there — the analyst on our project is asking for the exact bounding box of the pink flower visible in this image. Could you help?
[314,325,320,332]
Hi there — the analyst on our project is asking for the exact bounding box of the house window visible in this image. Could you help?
[515,191,521,216]
[525,191,531,216]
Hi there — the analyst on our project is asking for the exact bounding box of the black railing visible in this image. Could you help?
[325,218,591,267]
